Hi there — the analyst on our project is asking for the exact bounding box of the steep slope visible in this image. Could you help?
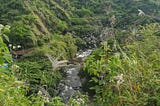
[0,0,160,49]
[0,0,71,48]
[0,0,160,105]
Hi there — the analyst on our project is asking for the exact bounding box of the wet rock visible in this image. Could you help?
[57,50,93,103]
[57,66,82,102]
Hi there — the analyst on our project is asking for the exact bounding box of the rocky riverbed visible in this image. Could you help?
[57,50,92,102]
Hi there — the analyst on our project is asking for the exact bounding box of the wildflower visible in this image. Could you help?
[12,64,19,69]
[17,45,21,48]
[9,44,12,47]
[114,74,124,86]
[44,97,49,102]
[12,46,16,49]
[37,91,42,95]
[11,64,20,71]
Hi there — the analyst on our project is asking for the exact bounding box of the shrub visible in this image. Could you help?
[83,24,160,106]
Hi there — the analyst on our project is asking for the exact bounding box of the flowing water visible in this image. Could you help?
[57,49,92,102]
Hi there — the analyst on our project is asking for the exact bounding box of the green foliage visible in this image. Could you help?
[0,66,64,106]
[75,8,93,17]
[83,23,160,105]
[69,92,89,106]
[13,32,77,104]
[1,0,159,47]
[17,49,62,96]
[0,24,12,63]
[0,68,31,106]
[46,97,65,106]
[0,0,160,105]
[0,24,31,106]
[49,33,77,59]
[62,33,77,58]
[9,22,36,48]
[70,18,89,25]
[139,23,160,37]
[0,24,69,106]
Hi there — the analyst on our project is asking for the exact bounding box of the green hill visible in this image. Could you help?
[0,0,160,105]
[0,0,160,48]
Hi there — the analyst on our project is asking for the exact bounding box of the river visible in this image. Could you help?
[57,49,92,102]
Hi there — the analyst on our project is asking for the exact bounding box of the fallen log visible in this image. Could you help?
[11,48,34,56]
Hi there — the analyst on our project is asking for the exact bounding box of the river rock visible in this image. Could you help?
[57,50,93,103]
[57,66,82,102]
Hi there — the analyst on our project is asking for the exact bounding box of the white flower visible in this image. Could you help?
[44,97,49,102]
[9,44,12,47]
[117,79,124,85]
[17,45,21,48]
[114,74,124,86]
[11,64,19,69]
[12,46,16,49]
[37,91,42,95]
[114,74,123,80]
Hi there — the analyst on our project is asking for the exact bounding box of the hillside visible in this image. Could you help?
[0,0,160,105]
[0,0,160,48]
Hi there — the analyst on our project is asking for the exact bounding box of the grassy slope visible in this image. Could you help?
[0,0,160,43]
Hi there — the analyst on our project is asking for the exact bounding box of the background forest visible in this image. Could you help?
[0,0,160,106]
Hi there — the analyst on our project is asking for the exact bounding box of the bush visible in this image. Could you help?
[9,22,36,48]
[17,49,62,96]
[83,24,160,105]
[0,24,31,106]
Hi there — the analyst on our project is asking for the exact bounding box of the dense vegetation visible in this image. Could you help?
[83,23,160,105]
[0,0,160,105]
